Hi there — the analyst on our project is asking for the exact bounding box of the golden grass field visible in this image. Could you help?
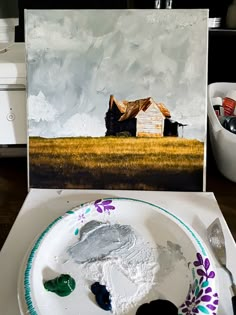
[29,136,204,190]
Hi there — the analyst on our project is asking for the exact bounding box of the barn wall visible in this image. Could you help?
[136,105,164,137]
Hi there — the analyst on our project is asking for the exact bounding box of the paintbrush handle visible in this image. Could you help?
[232,295,236,315]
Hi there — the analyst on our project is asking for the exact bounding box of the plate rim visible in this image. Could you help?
[19,197,219,315]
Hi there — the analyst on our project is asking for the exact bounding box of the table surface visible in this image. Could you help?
[0,189,235,315]
[206,138,236,241]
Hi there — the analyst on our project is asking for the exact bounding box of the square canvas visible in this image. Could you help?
[25,9,208,191]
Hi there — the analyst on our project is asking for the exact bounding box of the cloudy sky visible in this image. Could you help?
[26,9,208,141]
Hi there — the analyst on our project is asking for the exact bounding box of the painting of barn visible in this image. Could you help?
[25,9,208,191]
[105,95,185,137]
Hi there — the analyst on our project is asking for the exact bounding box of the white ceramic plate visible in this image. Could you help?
[18,198,219,315]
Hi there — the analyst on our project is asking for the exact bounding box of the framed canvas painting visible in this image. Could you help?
[25,9,208,191]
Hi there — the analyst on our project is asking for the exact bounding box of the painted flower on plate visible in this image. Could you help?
[94,199,115,214]
[179,253,218,315]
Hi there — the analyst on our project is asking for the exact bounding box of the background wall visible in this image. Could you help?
[0,0,18,18]
[0,0,233,19]
[1,0,235,83]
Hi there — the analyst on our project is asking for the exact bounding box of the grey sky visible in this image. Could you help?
[26,9,208,141]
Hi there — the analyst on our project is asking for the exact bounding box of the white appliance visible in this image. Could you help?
[0,42,27,157]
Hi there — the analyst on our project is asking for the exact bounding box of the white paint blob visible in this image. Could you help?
[63,220,190,315]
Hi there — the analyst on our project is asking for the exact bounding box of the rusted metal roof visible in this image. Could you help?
[109,95,171,121]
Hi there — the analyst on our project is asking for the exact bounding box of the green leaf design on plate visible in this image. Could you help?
[197,305,210,314]
[74,228,79,235]
[66,210,74,214]
[85,208,91,214]
[202,280,209,288]
[195,285,200,296]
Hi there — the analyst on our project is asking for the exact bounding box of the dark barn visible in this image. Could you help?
[105,96,137,136]
[105,95,186,137]
[164,118,187,137]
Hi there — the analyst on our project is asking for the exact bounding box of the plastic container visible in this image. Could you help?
[208,82,236,182]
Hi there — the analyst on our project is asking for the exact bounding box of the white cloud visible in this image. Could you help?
[26,13,94,61]
[29,113,106,138]
[62,113,106,137]
[28,91,58,122]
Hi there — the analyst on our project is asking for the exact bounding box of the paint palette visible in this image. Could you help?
[17,198,219,315]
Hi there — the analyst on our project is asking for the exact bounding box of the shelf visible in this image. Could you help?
[209,28,236,32]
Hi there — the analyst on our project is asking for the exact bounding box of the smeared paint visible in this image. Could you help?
[68,220,137,263]
[66,220,160,314]
[64,220,190,315]
[155,241,187,283]
[44,274,76,297]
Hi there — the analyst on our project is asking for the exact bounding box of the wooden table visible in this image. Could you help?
[206,138,236,241]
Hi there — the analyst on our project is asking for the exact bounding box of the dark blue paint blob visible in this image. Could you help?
[91,282,102,295]
[91,282,112,311]
[136,299,178,315]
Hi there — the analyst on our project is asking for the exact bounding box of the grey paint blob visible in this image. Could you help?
[68,220,136,263]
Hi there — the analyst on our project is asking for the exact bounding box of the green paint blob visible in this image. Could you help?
[44,274,76,297]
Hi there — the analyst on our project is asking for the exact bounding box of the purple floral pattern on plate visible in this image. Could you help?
[179,253,218,315]
[73,200,115,236]
[94,199,115,214]
[69,207,91,236]
[78,213,85,223]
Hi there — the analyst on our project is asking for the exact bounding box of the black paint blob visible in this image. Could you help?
[91,282,112,311]
[136,299,178,315]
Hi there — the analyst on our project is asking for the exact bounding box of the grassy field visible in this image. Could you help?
[29,136,204,191]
